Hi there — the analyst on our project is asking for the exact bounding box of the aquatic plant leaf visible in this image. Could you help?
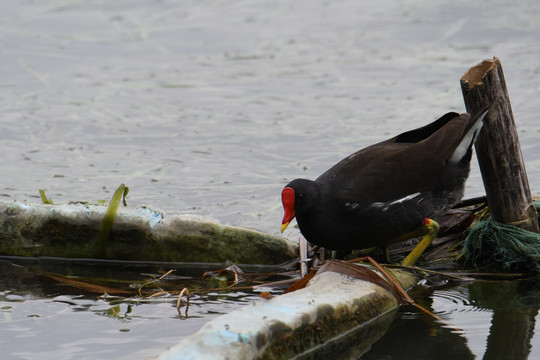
[203,262,246,284]
[39,189,53,204]
[96,184,127,257]
[107,305,122,316]
[177,288,190,319]
[291,260,404,302]
[284,269,317,293]
[122,186,129,206]
[44,274,131,295]
[137,269,174,297]
[284,259,407,306]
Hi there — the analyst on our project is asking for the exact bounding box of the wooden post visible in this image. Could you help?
[461,57,539,232]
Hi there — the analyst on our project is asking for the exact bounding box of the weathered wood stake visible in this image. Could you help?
[461,57,539,232]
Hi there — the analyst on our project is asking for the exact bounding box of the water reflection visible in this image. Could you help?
[362,277,540,360]
[0,257,284,359]
[470,280,539,360]
[2,259,540,358]
[362,315,474,360]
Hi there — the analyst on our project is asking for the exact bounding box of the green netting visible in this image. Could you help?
[462,202,540,273]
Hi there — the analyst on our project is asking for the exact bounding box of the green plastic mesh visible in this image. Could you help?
[462,202,540,273]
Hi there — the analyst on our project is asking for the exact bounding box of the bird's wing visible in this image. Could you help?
[342,190,435,238]
[321,112,474,204]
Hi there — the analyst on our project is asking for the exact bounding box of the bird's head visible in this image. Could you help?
[281,179,318,233]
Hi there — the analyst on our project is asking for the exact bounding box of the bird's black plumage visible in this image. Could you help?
[281,108,489,251]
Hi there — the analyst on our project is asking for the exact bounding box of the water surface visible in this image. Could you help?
[1,0,540,358]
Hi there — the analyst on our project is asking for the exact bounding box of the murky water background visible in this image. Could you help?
[2,0,540,358]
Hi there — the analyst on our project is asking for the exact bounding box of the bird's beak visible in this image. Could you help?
[281,187,296,233]
[281,221,291,233]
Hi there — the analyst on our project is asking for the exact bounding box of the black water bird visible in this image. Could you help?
[281,107,489,265]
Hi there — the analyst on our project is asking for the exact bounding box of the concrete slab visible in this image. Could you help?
[159,267,417,359]
[0,201,297,264]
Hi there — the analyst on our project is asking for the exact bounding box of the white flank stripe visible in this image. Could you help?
[389,192,421,205]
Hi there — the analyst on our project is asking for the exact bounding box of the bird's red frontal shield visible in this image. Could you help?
[281,187,296,232]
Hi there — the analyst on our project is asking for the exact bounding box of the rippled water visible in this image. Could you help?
[0,257,279,359]
[364,277,540,360]
[2,0,540,358]
[2,0,540,234]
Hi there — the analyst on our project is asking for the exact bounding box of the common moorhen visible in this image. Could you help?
[281,107,489,266]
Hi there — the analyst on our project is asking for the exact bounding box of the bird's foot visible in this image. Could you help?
[401,218,440,266]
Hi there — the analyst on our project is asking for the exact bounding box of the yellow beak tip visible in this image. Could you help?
[281,222,290,233]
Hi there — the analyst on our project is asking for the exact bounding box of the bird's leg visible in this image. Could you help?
[402,218,440,266]
[384,247,391,263]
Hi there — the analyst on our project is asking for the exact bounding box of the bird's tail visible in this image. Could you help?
[448,106,489,163]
